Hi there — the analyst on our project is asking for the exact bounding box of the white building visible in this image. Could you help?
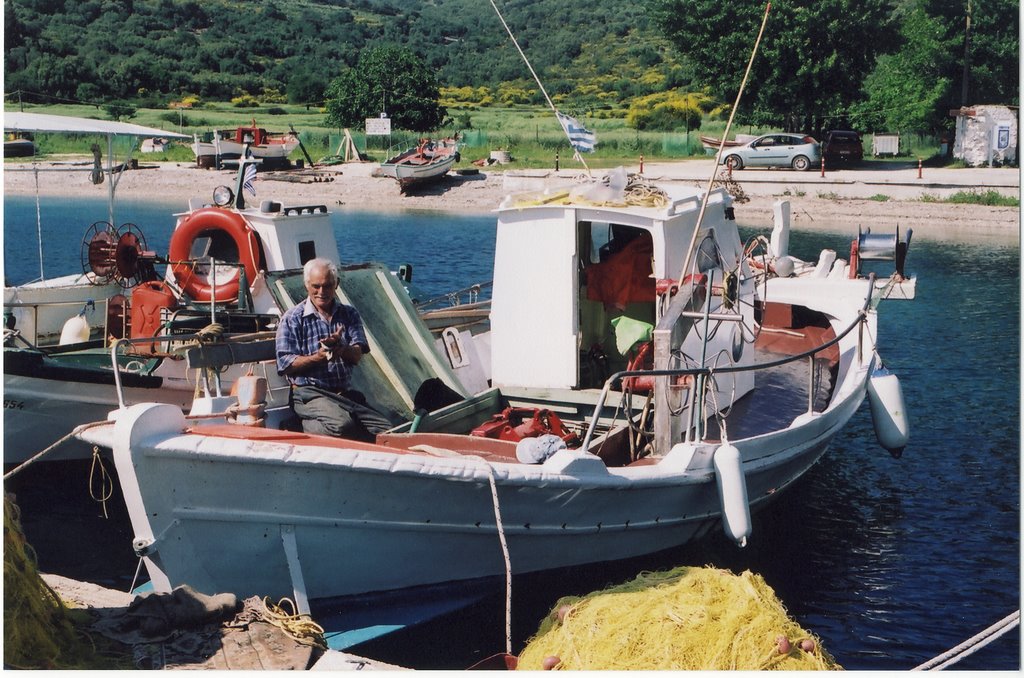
[951,105,1018,167]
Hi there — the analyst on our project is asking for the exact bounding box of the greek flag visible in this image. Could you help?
[242,157,257,197]
[556,111,597,153]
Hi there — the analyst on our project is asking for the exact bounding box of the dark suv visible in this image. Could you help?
[822,130,864,164]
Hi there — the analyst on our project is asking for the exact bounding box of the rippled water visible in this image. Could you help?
[4,195,1019,670]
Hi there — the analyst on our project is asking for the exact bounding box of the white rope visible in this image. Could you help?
[481,462,513,655]
[912,610,1020,670]
[3,420,109,481]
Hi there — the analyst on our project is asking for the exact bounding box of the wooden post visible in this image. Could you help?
[820,155,825,177]
[555,152,559,171]
[640,154,644,173]
[917,157,922,179]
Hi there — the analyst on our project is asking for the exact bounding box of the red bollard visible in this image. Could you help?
[917,158,922,179]
[820,155,825,178]
[640,154,644,174]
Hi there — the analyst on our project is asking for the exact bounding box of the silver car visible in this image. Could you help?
[720,133,821,171]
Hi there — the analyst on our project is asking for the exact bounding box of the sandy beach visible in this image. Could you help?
[3,159,1019,242]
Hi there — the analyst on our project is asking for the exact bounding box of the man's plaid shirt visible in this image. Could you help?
[276,298,369,392]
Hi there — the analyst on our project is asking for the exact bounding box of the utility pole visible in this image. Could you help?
[960,0,971,106]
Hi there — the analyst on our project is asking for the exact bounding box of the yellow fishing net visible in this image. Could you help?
[516,565,841,671]
[3,495,130,669]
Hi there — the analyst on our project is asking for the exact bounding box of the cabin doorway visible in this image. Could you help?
[577,221,656,389]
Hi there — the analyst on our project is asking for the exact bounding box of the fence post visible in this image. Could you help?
[640,154,644,174]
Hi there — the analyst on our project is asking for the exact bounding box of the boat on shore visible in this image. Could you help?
[376,137,460,191]
[700,133,757,155]
[76,168,916,617]
[5,133,36,157]
[191,121,299,169]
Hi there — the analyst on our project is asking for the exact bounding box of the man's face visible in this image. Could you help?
[305,267,338,314]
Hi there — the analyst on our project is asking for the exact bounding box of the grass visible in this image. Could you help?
[9,102,969,174]
[867,194,891,202]
[921,190,1019,207]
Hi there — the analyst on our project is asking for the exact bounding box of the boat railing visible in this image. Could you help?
[414,281,493,311]
[110,330,279,410]
[580,276,876,453]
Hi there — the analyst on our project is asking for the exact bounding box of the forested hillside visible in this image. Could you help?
[5,0,1016,136]
[4,0,685,107]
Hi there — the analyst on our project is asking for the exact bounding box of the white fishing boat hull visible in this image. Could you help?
[392,153,457,186]
[71,172,914,615]
[378,138,459,189]
[79,273,878,602]
[191,137,298,161]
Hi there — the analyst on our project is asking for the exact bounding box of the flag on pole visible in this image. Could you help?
[243,160,257,197]
[556,111,597,153]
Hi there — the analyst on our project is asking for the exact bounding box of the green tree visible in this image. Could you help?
[323,46,447,132]
[922,0,1019,106]
[647,0,895,133]
[853,4,952,133]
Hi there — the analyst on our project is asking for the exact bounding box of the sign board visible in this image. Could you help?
[997,126,1010,150]
[365,117,391,136]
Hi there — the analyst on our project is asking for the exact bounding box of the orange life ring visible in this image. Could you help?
[168,207,261,302]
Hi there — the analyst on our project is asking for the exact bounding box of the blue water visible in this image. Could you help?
[4,195,1019,670]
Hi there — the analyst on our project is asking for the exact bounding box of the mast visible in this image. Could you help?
[488,0,592,172]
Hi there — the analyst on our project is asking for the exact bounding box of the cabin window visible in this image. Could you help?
[189,236,212,260]
[298,241,317,264]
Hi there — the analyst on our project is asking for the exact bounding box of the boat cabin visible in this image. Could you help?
[489,183,745,392]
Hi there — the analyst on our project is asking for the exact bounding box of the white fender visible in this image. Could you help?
[59,313,90,345]
[770,201,791,258]
[812,249,836,278]
[713,443,751,547]
[867,368,910,457]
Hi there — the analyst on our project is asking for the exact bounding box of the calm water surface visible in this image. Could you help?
[3,195,1019,670]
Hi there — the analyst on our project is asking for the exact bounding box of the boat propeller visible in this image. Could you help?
[81,221,159,288]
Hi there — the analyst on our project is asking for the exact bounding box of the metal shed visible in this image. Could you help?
[871,134,900,156]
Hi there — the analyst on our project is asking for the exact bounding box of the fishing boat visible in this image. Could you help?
[700,134,757,155]
[5,133,36,157]
[4,117,468,465]
[75,168,916,622]
[376,137,460,191]
[191,121,299,169]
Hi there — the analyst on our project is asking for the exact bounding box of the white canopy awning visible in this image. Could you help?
[4,112,189,139]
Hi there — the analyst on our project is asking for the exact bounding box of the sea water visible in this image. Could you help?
[3,195,1019,670]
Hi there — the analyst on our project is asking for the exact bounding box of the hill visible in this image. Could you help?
[4,0,689,108]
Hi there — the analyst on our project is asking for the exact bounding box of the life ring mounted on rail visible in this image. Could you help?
[167,207,261,303]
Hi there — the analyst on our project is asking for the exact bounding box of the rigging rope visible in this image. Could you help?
[88,445,114,519]
[3,420,109,481]
[911,610,1020,670]
[676,2,771,288]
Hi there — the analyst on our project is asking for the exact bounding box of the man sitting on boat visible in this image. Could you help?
[276,258,393,441]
